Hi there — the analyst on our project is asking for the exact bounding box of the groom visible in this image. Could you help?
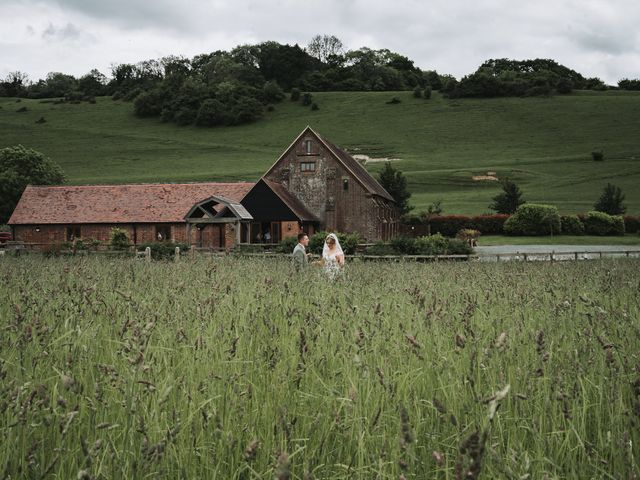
[292,233,309,271]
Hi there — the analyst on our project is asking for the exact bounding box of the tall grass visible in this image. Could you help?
[1,256,639,478]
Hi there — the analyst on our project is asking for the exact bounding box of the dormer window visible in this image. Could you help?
[305,140,313,155]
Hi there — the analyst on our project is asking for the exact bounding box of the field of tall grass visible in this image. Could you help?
[1,256,639,479]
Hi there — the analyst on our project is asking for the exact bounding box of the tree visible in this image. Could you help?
[378,162,412,214]
[307,35,344,63]
[594,183,626,215]
[489,179,525,214]
[421,201,443,236]
[0,145,65,223]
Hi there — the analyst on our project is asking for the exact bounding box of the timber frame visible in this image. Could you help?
[184,195,253,247]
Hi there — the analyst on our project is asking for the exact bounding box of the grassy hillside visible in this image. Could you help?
[1,91,639,214]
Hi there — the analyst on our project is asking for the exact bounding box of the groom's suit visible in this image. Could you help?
[292,243,308,271]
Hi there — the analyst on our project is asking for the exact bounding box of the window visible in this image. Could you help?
[305,139,313,154]
[300,162,316,172]
[66,226,81,241]
[343,178,349,191]
[155,225,171,241]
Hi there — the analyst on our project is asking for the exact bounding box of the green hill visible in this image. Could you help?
[1,91,639,214]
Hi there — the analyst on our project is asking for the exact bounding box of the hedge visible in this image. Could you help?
[624,216,640,233]
[504,204,561,236]
[406,214,509,237]
[560,215,585,235]
[581,211,625,236]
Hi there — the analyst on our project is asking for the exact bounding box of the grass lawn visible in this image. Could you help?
[1,90,640,213]
[478,234,640,246]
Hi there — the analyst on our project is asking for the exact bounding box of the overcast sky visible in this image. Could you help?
[1,0,639,84]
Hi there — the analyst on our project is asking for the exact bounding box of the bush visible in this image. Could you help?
[560,215,585,235]
[415,234,448,255]
[446,238,474,255]
[429,215,470,237]
[390,236,418,255]
[309,231,360,255]
[138,242,189,260]
[504,204,561,236]
[469,214,509,235]
[583,211,625,236]
[386,96,401,104]
[413,86,423,98]
[310,102,319,111]
[110,228,130,250]
[262,81,285,103]
[424,86,432,99]
[275,236,298,254]
[624,216,640,233]
[365,241,395,256]
[134,89,165,117]
[592,150,604,161]
[196,99,226,126]
[301,92,313,106]
[290,88,301,101]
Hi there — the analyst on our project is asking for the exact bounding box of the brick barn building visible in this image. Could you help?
[8,127,399,248]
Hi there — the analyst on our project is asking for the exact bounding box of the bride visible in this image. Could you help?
[322,233,345,277]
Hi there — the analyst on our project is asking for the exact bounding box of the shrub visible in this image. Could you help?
[429,215,470,237]
[276,236,298,254]
[386,96,401,104]
[446,238,474,255]
[504,204,561,236]
[110,228,130,250]
[583,211,625,236]
[594,183,626,215]
[134,89,165,117]
[469,215,509,235]
[309,231,360,255]
[262,81,285,103]
[390,236,417,255]
[365,241,395,256]
[415,234,448,255]
[457,229,481,243]
[624,216,640,233]
[310,102,319,111]
[560,215,585,235]
[138,242,189,260]
[591,150,604,161]
[196,99,225,126]
[290,88,301,101]
[413,86,423,98]
[424,86,432,99]
[301,92,313,106]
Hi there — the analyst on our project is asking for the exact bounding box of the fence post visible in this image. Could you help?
[599,251,603,259]
[145,247,151,262]
[551,251,555,262]
[190,245,196,259]
[574,252,578,261]
[175,246,180,262]
[523,253,528,262]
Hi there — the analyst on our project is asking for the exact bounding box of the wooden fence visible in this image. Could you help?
[2,242,640,263]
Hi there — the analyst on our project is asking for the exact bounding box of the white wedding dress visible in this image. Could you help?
[322,233,344,278]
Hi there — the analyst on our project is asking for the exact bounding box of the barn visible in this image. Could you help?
[8,127,399,249]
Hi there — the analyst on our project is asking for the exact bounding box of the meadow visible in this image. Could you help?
[1,90,640,214]
[1,255,639,479]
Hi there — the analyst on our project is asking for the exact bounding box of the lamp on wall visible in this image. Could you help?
[35,227,40,232]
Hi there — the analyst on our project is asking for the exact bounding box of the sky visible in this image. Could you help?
[1,0,639,85]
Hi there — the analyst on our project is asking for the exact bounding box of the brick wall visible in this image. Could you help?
[265,133,398,241]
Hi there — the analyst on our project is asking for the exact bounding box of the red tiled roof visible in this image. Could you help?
[8,182,254,225]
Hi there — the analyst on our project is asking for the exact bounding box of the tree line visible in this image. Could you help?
[2,35,639,128]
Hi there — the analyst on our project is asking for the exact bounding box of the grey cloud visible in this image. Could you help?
[42,22,82,41]
[1,0,639,83]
